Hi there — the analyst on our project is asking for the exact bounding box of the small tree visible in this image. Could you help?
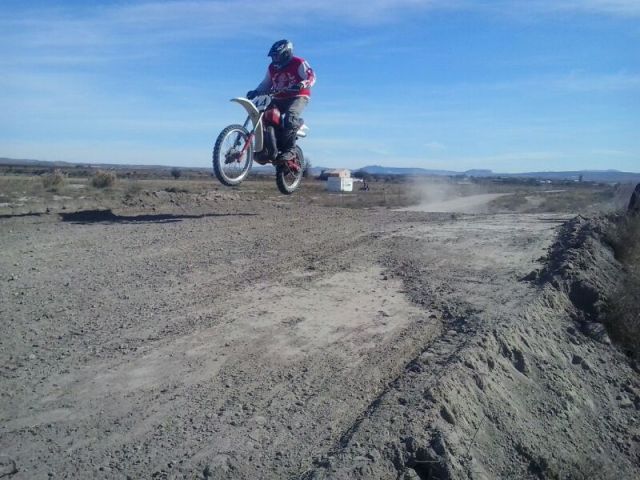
[170,167,182,179]
[42,169,66,191]
[353,170,372,182]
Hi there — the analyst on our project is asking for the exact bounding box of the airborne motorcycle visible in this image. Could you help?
[212,91,308,195]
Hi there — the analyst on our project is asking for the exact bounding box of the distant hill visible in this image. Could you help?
[506,170,640,183]
[0,157,191,171]
[2,157,639,183]
[357,165,640,183]
[0,157,74,167]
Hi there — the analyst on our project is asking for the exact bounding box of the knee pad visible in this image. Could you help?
[283,113,303,130]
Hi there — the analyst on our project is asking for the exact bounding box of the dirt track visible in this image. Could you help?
[1,189,639,479]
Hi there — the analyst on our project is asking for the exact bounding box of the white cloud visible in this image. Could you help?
[419,70,640,96]
[2,0,638,68]
[538,0,640,17]
[552,71,640,92]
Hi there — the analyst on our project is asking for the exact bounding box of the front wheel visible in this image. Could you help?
[275,146,305,195]
[213,124,253,186]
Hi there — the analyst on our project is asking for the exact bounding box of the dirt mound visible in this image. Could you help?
[303,215,640,479]
[536,215,621,340]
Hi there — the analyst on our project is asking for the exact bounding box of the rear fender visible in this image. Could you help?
[231,97,264,152]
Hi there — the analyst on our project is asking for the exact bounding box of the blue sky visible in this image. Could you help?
[1,1,639,172]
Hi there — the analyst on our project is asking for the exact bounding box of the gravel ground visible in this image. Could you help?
[1,187,638,479]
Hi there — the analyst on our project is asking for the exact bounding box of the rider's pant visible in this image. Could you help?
[274,97,308,156]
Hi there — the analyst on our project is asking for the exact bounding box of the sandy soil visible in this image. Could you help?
[1,187,638,479]
[397,193,511,213]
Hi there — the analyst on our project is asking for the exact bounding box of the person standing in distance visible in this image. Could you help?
[247,40,316,163]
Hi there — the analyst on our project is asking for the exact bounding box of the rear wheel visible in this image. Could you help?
[213,124,253,186]
[275,146,304,195]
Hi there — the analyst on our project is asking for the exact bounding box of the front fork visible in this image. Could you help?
[233,114,261,160]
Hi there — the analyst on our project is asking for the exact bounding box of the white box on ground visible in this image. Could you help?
[326,177,353,192]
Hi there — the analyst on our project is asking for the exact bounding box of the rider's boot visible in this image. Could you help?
[276,149,296,163]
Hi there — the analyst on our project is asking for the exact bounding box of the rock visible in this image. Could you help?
[486,357,495,370]
[473,373,485,391]
[440,405,456,425]
[404,469,420,480]
[0,457,17,477]
[628,183,640,215]
[619,397,634,409]
[366,450,381,463]
[403,436,418,453]
[430,432,447,456]
[512,349,528,375]
[252,415,267,426]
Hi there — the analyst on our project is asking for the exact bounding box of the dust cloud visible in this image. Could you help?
[401,178,509,213]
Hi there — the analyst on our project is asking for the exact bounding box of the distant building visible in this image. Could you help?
[325,169,351,178]
[323,169,352,191]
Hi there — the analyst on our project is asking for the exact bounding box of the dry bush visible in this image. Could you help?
[42,169,66,191]
[606,215,640,359]
[91,170,117,188]
[125,181,143,195]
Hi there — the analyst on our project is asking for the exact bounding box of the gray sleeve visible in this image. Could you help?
[255,71,272,93]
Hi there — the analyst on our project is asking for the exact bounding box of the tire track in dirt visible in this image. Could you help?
[301,213,574,479]
[1,204,440,478]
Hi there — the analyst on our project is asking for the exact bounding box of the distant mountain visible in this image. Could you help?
[2,157,639,183]
[506,170,640,182]
[355,165,640,183]
[463,169,494,177]
[0,157,195,171]
[0,157,75,167]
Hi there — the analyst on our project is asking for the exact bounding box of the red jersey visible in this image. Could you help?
[257,56,316,100]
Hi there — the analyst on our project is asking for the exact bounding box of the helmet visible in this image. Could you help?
[268,39,293,68]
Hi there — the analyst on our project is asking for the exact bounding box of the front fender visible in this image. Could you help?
[231,97,264,152]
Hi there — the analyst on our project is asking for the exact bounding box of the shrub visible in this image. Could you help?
[91,170,117,188]
[42,169,66,191]
[170,167,182,179]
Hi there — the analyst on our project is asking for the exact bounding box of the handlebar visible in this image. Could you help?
[269,86,302,95]
[246,86,302,101]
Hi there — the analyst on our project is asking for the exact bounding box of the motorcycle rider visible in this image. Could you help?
[247,40,315,163]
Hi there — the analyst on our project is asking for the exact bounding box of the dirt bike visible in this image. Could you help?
[212,90,308,195]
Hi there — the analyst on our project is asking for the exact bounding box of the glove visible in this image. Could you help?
[246,90,258,99]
